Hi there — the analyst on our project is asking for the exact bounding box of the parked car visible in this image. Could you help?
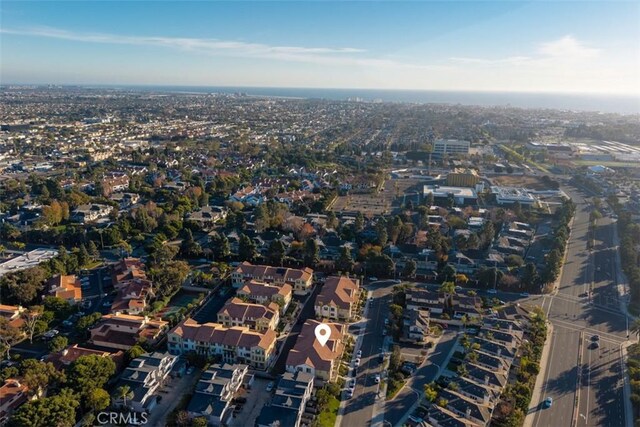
[591,334,600,342]
[543,397,553,408]
[487,289,497,294]
[346,388,354,398]
[186,367,195,375]
[520,292,530,297]
[356,350,362,358]
[374,374,381,384]
[348,379,356,390]
[368,277,378,281]
[266,381,275,392]
[354,358,361,368]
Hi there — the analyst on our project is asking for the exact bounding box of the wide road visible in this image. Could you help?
[531,186,629,427]
[339,280,393,427]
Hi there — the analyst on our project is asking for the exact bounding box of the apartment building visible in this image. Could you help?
[256,371,314,427]
[236,281,292,314]
[187,363,248,426]
[89,313,168,351]
[231,262,314,295]
[286,319,345,382]
[314,276,359,321]
[433,139,471,156]
[217,298,279,332]
[112,352,177,413]
[167,319,277,370]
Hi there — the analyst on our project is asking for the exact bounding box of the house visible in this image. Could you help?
[89,313,168,351]
[217,298,279,332]
[438,388,492,427]
[71,203,113,223]
[186,206,227,230]
[402,308,430,344]
[187,363,248,426]
[236,281,292,314]
[46,344,125,371]
[101,173,130,196]
[110,192,140,209]
[285,320,345,382]
[255,371,314,427]
[111,278,154,315]
[47,275,82,304]
[0,305,26,329]
[231,262,314,295]
[167,319,277,370]
[427,405,480,427]
[112,352,177,413]
[0,379,31,425]
[314,276,359,321]
[406,289,443,314]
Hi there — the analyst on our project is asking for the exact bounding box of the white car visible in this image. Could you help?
[374,374,381,384]
[348,379,356,390]
[487,289,498,294]
[354,358,361,368]
[356,350,362,358]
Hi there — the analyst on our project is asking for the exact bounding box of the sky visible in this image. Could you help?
[1,1,639,95]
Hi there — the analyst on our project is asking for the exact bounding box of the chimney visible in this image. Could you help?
[465,407,472,419]
[62,349,69,356]
[484,375,489,385]
[497,348,502,357]
[484,392,490,405]
[508,324,513,332]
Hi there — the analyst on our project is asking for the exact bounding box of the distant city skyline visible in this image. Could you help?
[1,1,639,95]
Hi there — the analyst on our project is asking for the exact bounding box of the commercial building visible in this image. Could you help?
[423,185,478,206]
[167,319,277,370]
[446,168,480,187]
[490,186,537,206]
[433,139,470,156]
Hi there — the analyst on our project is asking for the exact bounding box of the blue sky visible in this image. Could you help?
[1,1,639,94]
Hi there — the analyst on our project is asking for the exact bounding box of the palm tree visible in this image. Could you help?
[631,318,640,341]
[116,385,134,409]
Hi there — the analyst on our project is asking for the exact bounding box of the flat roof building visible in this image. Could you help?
[490,186,537,206]
[423,185,478,206]
[433,139,470,156]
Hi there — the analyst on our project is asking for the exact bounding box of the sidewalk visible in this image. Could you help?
[524,322,554,427]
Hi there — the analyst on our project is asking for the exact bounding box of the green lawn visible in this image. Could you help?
[317,395,340,427]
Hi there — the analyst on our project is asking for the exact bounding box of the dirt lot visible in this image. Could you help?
[330,179,424,217]
[491,174,555,190]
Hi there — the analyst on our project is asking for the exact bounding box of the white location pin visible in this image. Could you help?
[315,323,331,347]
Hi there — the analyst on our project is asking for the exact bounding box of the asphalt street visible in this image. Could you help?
[532,186,629,427]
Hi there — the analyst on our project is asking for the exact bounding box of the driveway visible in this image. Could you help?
[144,366,201,427]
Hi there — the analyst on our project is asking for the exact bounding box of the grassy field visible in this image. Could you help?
[158,290,201,318]
[317,395,340,427]
[573,160,640,168]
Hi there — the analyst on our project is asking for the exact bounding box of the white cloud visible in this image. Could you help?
[537,35,600,59]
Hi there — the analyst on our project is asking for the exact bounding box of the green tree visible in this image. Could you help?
[22,306,44,344]
[424,382,438,402]
[9,388,79,427]
[68,355,116,399]
[335,246,355,273]
[520,262,539,288]
[126,344,146,362]
[441,265,456,282]
[48,336,68,353]
[192,417,208,427]
[238,234,257,262]
[402,259,417,278]
[87,241,100,260]
[267,240,286,266]
[303,238,320,267]
[86,388,111,412]
[20,360,66,397]
[0,318,22,360]
[115,384,134,409]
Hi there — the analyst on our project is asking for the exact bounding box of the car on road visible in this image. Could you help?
[374,374,381,384]
[368,277,378,281]
[520,292,530,297]
[266,381,275,392]
[543,397,553,408]
[591,334,600,342]
[487,289,497,294]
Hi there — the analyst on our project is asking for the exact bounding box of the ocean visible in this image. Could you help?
[89,85,640,115]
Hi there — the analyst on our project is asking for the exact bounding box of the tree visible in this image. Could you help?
[238,234,257,262]
[505,255,524,268]
[424,382,438,402]
[87,241,100,260]
[9,388,79,427]
[303,238,320,267]
[116,384,134,409]
[192,417,208,427]
[402,259,417,278]
[354,212,364,232]
[0,318,22,360]
[68,355,116,399]
[49,336,68,353]
[87,388,110,412]
[22,306,44,344]
[148,260,190,298]
[126,344,146,362]
[441,264,456,282]
[21,359,65,396]
[267,240,286,266]
[520,262,539,288]
[335,246,354,273]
